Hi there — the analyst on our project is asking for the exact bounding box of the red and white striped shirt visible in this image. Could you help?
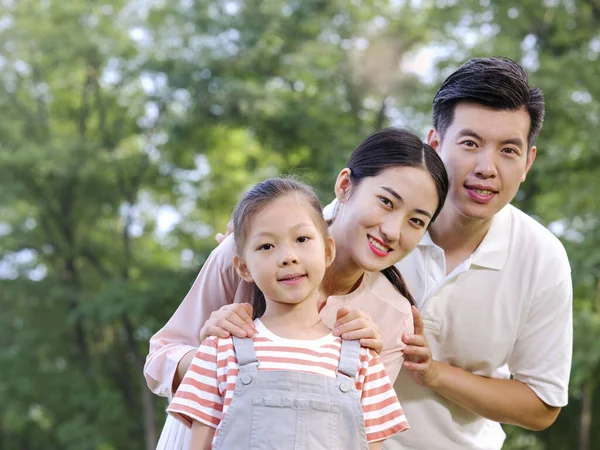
[168,319,408,444]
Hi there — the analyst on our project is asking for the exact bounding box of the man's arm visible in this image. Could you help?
[422,360,559,430]
[402,306,563,430]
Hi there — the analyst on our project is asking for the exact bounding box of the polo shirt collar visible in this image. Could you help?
[470,205,512,270]
[417,205,512,270]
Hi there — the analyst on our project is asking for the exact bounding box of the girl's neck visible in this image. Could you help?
[260,291,330,339]
[320,240,365,298]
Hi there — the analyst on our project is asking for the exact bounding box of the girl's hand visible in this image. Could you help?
[200,303,256,341]
[402,306,440,387]
[332,306,383,354]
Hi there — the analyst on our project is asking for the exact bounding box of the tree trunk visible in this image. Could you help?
[578,379,592,450]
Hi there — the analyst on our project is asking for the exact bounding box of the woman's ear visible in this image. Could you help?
[324,236,336,268]
[334,168,352,203]
[233,255,254,283]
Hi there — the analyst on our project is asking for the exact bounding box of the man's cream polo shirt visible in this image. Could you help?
[385,204,573,450]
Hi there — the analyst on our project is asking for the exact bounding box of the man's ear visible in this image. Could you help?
[324,236,336,268]
[334,168,352,203]
[233,255,254,283]
[427,128,441,152]
[521,145,537,182]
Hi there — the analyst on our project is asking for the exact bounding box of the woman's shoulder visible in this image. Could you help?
[361,271,412,313]
[205,234,237,272]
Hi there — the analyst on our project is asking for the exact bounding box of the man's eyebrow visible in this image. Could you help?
[456,128,483,140]
[457,128,525,148]
[380,186,432,218]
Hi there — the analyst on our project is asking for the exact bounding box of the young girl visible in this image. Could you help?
[167,178,408,450]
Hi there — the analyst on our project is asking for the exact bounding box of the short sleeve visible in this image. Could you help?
[167,338,224,429]
[508,276,573,407]
[356,348,409,442]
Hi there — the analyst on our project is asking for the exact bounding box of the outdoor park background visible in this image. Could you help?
[1,1,599,449]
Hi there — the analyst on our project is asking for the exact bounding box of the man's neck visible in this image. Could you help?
[429,206,494,275]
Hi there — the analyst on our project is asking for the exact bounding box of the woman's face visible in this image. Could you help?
[331,166,439,272]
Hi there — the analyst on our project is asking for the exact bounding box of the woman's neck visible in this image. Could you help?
[320,240,365,298]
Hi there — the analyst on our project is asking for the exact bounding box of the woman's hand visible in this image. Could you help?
[199,303,256,342]
[333,306,383,354]
[402,306,440,387]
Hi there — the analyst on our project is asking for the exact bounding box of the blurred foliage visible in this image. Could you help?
[0,0,598,449]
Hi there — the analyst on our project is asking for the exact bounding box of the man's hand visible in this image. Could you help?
[200,303,256,341]
[333,306,383,354]
[402,306,440,387]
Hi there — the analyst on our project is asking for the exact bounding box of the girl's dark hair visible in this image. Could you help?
[232,177,329,319]
[433,57,545,149]
[341,127,449,306]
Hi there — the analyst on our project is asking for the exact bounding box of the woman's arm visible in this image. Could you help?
[189,421,215,450]
[144,235,251,397]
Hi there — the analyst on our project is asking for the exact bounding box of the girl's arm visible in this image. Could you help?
[189,420,215,450]
[368,442,383,450]
[144,235,251,397]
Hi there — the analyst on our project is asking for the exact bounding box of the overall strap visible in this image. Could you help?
[337,339,361,380]
[232,336,259,373]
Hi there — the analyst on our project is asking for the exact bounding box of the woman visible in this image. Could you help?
[145,127,449,449]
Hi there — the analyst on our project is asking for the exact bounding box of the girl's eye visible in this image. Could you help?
[379,196,393,208]
[297,236,310,243]
[258,243,273,251]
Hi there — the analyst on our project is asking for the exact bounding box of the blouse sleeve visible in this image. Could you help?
[144,235,251,397]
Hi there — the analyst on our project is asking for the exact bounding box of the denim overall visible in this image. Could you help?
[211,336,369,450]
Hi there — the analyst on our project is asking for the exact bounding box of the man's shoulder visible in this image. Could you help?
[505,204,570,271]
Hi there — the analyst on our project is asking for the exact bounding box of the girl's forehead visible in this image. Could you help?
[250,194,318,231]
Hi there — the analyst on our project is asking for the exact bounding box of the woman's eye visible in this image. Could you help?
[379,196,393,207]
[411,218,426,228]
[258,243,273,251]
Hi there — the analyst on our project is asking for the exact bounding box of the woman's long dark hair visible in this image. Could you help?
[340,127,449,305]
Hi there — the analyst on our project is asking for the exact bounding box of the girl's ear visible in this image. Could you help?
[233,255,254,283]
[334,168,352,203]
[324,236,336,268]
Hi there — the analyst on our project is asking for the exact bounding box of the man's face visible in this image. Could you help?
[428,102,537,222]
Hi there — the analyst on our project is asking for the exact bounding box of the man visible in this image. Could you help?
[389,57,572,449]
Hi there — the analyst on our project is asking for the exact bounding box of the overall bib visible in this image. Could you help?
[212,336,369,450]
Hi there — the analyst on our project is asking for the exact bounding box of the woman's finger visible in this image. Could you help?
[359,338,384,354]
[334,318,378,337]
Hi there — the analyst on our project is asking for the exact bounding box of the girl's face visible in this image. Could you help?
[234,193,335,308]
[331,166,438,272]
